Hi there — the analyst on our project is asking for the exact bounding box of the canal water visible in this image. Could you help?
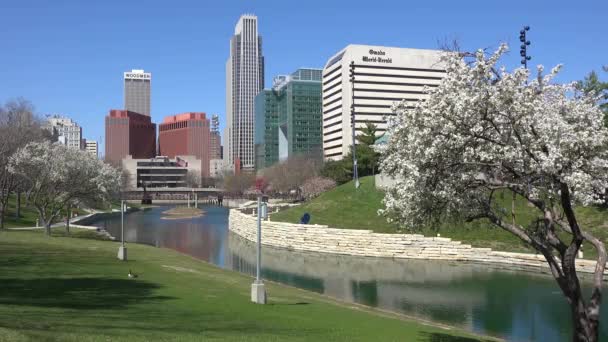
[92,205,608,341]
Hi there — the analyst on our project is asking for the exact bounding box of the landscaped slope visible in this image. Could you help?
[0,230,492,341]
[272,176,397,233]
[271,176,608,259]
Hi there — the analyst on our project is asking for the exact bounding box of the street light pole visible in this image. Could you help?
[251,194,266,304]
[117,200,127,260]
[350,61,360,189]
[256,195,262,282]
[519,26,531,69]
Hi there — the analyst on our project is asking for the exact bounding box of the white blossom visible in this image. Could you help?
[380,44,608,228]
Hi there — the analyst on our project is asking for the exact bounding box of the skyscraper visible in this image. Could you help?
[105,109,156,166]
[158,113,211,178]
[210,114,221,160]
[124,69,151,116]
[226,14,264,171]
[254,68,322,170]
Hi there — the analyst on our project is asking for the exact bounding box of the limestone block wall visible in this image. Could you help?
[229,209,605,276]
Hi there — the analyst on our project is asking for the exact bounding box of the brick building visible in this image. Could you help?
[158,112,211,178]
[105,109,156,166]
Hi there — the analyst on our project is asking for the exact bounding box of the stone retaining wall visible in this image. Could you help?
[229,209,605,276]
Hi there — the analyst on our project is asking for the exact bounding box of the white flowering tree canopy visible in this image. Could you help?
[8,141,121,229]
[381,44,608,228]
[380,44,608,340]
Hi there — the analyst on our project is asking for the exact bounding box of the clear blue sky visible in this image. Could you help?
[1,0,606,155]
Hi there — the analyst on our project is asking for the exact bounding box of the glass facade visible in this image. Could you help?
[254,68,322,170]
[254,90,279,169]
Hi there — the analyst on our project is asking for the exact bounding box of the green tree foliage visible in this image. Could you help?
[321,122,383,183]
[354,122,383,176]
[320,159,351,185]
[577,67,608,126]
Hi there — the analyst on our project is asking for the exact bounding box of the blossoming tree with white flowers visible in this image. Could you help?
[8,141,121,235]
[380,44,608,342]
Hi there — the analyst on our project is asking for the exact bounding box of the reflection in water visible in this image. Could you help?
[94,206,607,342]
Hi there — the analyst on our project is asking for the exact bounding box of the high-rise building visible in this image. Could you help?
[84,140,98,158]
[158,113,211,178]
[226,14,264,171]
[254,68,323,169]
[124,69,151,116]
[105,109,156,166]
[210,114,222,160]
[254,89,279,170]
[46,115,83,150]
[322,45,445,160]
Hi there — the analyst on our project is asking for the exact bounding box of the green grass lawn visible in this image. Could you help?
[271,176,608,259]
[3,194,41,228]
[272,176,398,233]
[2,194,92,228]
[0,229,494,341]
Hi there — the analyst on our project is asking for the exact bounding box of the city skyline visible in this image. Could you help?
[1,0,606,156]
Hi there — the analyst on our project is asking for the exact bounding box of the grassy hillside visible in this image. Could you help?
[272,176,398,233]
[0,229,493,341]
[271,176,608,259]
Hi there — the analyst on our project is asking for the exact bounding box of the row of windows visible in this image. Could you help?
[159,120,208,131]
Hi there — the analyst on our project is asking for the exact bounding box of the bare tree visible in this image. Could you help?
[185,171,201,188]
[261,154,323,195]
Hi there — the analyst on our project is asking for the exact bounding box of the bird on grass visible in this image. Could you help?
[128,269,138,278]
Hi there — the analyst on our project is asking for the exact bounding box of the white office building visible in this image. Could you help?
[85,140,98,157]
[124,69,151,116]
[46,115,83,150]
[226,14,264,171]
[322,45,445,160]
[121,155,202,189]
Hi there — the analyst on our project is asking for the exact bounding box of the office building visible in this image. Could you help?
[226,14,264,171]
[322,45,445,160]
[254,89,279,170]
[209,159,231,178]
[121,155,202,189]
[210,114,222,160]
[124,69,151,116]
[46,115,83,150]
[105,109,156,166]
[254,68,323,169]
[158,112,211,178]
[84,140,98,158]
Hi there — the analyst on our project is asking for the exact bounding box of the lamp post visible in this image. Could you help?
[519,26,531,69]
[350,61,360,189]
[251,193,267,304]
[117,200,127,260]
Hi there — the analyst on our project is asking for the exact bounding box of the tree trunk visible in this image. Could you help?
[65,203,71,235]
[44,221,51,236]
[15,191,20,219]
[571,296,599,342]
[37,209,51,236]
[0,201,5,230]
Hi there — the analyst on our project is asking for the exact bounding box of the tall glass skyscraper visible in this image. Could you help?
[124,69,151,116]
[226,14,264,171]
[254,68,323,170]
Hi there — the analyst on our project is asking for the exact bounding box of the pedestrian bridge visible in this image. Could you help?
[121,187,224,202]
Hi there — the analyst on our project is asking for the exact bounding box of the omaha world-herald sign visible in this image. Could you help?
[362,49,393,64]
[124,72,151,80]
